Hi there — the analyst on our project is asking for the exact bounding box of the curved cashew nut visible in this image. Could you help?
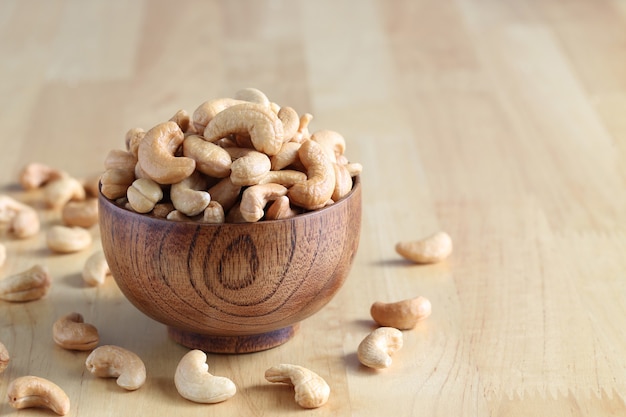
[240,183,288,222]
[62,198,99,228]
[125,127,145,157]
[207,178,241,212]
[174,349,236,404]
[287,139,336,210]
[277,106,300,142]
[104,149,138,173]
[192,97,246,133]
[127,178,163,213]
[85,345,146,391]
[270,141,302,171]
[46,225,92,253]
[53,312,100,351]
[258,170,307,187]
[264,364,330,409]
[203,103,285,156]
[229,149,272,186]
[182,135,232,178]
[0,341,9,374]
[311,129,346,163]
[82,251,111,286]
[0,195,38,238]
[7,376,70,415]
[43,176,86,209]
[370,296,432,330]
[170,171,212,217]
[138,121,196,185]
[395,231,453,264]
[234,87,271,106]
[0,264,51,302]
[292,112,313,143]
[19,162,65,190]
[265,195,298,220]
[332,163,353,202]
[100,168,135,200]
[169,108,191,133]
[357,327,403,369]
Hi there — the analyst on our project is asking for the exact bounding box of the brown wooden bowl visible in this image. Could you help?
[98,177,361,353]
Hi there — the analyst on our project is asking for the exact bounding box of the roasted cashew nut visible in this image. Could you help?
[53,312,100,351]
[85,345,146,391]
[174,349,236,404]
[395,231,453,264]
[240,183,288,222]
[203,102,285,156]
[7,375,70,415]
[170,171,212,217]
[264,364,330,409]
[332,162,353,202]
[357,327,403,369]
[0,264,51,302]
[138,121,196,185]
[370,296,432,330]
[125,127,146,157]
[287,139,336,210]
[201,201,225,224]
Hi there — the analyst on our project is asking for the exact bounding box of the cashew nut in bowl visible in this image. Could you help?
[311,129,346,163]
[201,201,225,224]
[192,97,246,133]
[0,264,51,302]
[277,106,300,142]
[270,141,302,171]
[182,135,232,178]
[264,364,330,409]
[169,108,192,133]
[240,183,288,222]
[100,168,135,200]
[174,349,236,404]
[287,139,336,210]
[0,341,9,374]
[126,178,163,214]
[370,296,432,330]
[264,196,298,220]
[7,375,70,415]
[332,163,353,202]
[53,312,100,351]
[203,102,285,156]
[104,149,138,173]
[357,327,403,369]
[170,171,211,217]
[229,149,272,186]
[207,177,242,212]
[82,251,111,286]
[395,231,453,264]
[234,87,271,106]
[125,127,145,157]
[85,345,146,391]
[138,121,196,185]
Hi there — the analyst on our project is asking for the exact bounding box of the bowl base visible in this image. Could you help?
[167,324,300,354]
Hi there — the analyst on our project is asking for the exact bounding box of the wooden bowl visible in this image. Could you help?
[98,178,361,353]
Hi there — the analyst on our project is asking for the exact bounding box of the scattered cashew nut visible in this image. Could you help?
[0,264,51,302]
[53,312,100,351]
[82,251,111,286]
[85,345,146,390]
[395,231,453,264]
[357,327,404,369]
[0,341,9,374]
[0,195,40,238]
[43,176,86,209]
[61,198,99,228]
[7,376,70,415]
[370,296,432,330]
[264,364,330,409]
[47,225,92,253]
[19,163,65,190]
[174,349,237,404]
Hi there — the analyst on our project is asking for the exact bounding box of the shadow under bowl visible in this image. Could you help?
[98,178,361,353]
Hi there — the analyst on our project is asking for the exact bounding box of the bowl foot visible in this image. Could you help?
[167,323,300,354]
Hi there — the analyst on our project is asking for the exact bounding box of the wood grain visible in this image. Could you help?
[1,0,626,415]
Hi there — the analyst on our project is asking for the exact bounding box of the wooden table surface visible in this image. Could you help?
[2,0,626,415]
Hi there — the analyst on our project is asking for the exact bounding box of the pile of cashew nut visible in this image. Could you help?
[101,88,362,223]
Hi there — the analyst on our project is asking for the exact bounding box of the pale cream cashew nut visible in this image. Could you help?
[82,251,111,286]
[47,225,92,253]
[332,163,353,202]
[137,121,196,184]
[370,296,432,330]
[270,141,302,171]
[207,177,242,212]
[311,129,346,163]
[100,168,135,200]
[170,171,212,217]
[53,312,100,351]
[258,170,307,187]
[192,97,246,133]
[357,327,403,369]
[277,106,300,142]
[126,178,163,213]
[104,149,138,173]
[62,198,99,228]
[240,183,288,222]
[85,345,146,390]
[233,87,270,106]
[174,349,237,403]
[169,108,191,133]
[7,375,70,415]
[265,196,298,220]
[264,364,330,409]
[0,264,51,302]
[229,149,272,186]
[182,134,232,178]
[125,127,145,157]
[395,231,453,264]
[0,195,38,238]
[43,176,86,209]
[201,201,225,224]
[203,102,285,156]
[19,162,65,190]
[287,139,336,210]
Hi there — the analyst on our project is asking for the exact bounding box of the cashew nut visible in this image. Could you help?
[287,139,336,210]
[7,376,70,415]
[192,97,246,133]
[229,149,272,186]
[277,106,300,142]
[46,225,92,253]
[370,296,432,330]
[174,349,236,403]
[265,196,298,220]
[201,201,225,224]
[264,364,330,409]
[170,171,212,216]
[182,134,232,178]
[82,251,111,286]
[0,341,9,374]
[169,108,191,133]
[126,178,163,213]
[292,112,313,143]
[357,327,403,369]
[85,345,146,390]
[43,176,86,209]
[125,127,145,157]
[332,163,353,201]
[0,264,51,302]
[138,121,196,184]
[19,162,65,190]
[104,149,138,173]
[395,231,453,264]
[233,87,270,106]
[270,141,302,171]
[203,102,285,156]
[53,312,100,351]
[100,168,135,200]
[61,198,99,228]
[207,178,242,212]
[311,129,346,163]
[0,195,40,238]
[258,170,307,187]
[240,183,288,222]
[151,202,175,218]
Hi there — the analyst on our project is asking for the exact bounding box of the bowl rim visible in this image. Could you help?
[98,175,361,227]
